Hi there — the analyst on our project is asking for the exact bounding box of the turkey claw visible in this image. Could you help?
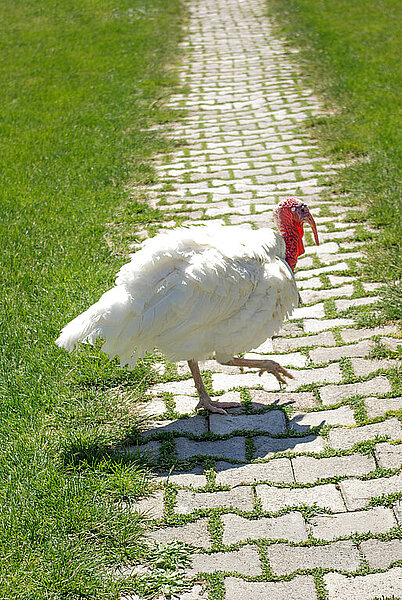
[257,360,294,386]
[196,397,239,414]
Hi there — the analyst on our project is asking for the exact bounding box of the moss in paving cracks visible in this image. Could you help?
[129,541,193,599]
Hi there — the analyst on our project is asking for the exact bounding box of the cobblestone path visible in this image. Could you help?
[127,0,402,598]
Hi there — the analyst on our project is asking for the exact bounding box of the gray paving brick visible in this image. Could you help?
[303,318,354,333]
[365,395,402,418]
[292,454,376,483]
[128,440,161,461]
[289,406,355,431]
[177,585,207,600]
[286,363,342,391]
[267,540,361,575]
[254,434,326,458]
[147,519,211,548]
[225,575,317,600]
[310,506,397,540]
[320,376,392,405]
[340,473,402,510]
[324,568,402,600]
[309,340,374,363]
[215,458,294,485]
[272,331,336,352]
[155,466,207,488]
[351,357,398,377]
[141,416,208,438]
[328,418,402,450]
[175,487,254,514]
[189,545,261,576]
[211,371,280,392]
[359,538,402,569]
[209,410,286,435]
[248,389,317,409]
[175,436,246,461]
[375,441,402,469]
[131,490,165,520]
[256,482,345,512]
[340,325,399,343]
[222,512,308,545]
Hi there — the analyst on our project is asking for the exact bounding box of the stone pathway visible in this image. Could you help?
[125,0,402,598]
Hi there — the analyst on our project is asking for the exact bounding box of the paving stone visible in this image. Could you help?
[256,482,345,512]
[320,376,392,405]
[310,506,397,540]
[248,389,317,409]
[254,434,326,458]
[303,318,354,333]
[334,296,379,311]
[374,441,402,469]
[189,545,261,576]
[340,473,402,510]
[350,357,398,377]
[141,417,208,438]
[272,331,336,352]
[140,398,167,417]
[267,540,361,575]
[340,325,399,343]
[224,575,317,600]
[365,395,402,418]
[211,371,280,392]
[175,487,254,514]
[131,490,165,520]
[222,512,308,545]
[324,568,402,600]
[244,351,308,368]
[297,276,323,289]
[291,303,325,319]
[155,466,207,488]
[292,454,376,484]
[177,585,207,600]
[209,410,286,435]
[176,436,246,461]
[328,418,402,450]
[286,364,342,391]
[149,380,197,396]
[289,406,355,432]
[147,519,211,548]
[359,538,402,570]
[215,458,294,485]
[127,440,161,461]
[174,395,200,414]
[300,284,354,304]
[309,340,374,363]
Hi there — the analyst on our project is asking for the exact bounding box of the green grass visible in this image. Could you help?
[266,0,402,321]
[0,0,185,598]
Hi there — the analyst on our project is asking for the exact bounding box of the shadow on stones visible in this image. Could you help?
[126,402,327,480]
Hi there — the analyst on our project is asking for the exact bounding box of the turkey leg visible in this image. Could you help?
[187,359,240,415]
[218,357,294,385]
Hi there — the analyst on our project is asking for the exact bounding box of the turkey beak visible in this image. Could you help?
[305,212,319,245]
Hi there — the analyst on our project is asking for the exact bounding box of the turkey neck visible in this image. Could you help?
[277,216,304,272]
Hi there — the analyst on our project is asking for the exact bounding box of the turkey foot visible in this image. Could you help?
[188,359,240,414]
[219,357,294,386]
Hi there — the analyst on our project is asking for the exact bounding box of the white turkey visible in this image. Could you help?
[56,198,319,413]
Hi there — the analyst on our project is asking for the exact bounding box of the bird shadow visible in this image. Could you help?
[123,400,327,481]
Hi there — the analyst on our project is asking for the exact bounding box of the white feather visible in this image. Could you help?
[56,224,299,367]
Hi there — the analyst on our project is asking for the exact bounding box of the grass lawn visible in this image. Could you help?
[266,0,402,322]
[0,0,189,598]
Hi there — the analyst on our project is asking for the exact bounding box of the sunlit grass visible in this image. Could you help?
[0,0,184,597]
